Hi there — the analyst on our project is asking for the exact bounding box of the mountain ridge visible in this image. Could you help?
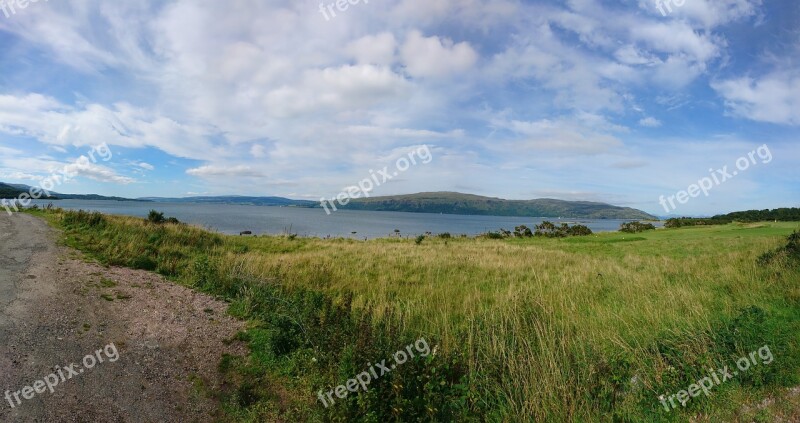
[335,191,658,219]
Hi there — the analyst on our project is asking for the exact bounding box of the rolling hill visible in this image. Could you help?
[140,196,315,207]
[0,182,139,202]
[0,183,26,199]
[337,192,658,219]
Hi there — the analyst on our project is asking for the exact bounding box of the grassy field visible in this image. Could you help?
[27,207,800,422]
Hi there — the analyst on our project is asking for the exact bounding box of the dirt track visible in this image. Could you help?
[0,213,246,422]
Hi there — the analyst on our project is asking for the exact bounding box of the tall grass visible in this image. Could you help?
[33,208,800,421]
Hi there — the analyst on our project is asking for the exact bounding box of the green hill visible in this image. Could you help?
[0,183,25,199]
[337,192,657,219]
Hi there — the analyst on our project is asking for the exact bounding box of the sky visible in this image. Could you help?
[0,0,798,217]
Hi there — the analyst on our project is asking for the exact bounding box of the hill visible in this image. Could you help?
[337,192,658,219]
[0,182,139,202]
[0,183,26,199]
[140,196,315,207]
[53,193,145,201]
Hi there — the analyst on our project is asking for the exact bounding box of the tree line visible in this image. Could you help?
[665,208,800,228]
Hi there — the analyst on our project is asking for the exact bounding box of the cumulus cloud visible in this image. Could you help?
[0,171,40,180]
[639,0,763,27]
[0,93,224,161]
[639,117,662,127]
[62,157,136,184]
[346,33,397,65]
[400,30,479,78]
[186,165,267,178]
[490,114,625,155]
[712,72,800,125]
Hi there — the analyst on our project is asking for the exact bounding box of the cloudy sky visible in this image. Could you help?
[0,0,798,216]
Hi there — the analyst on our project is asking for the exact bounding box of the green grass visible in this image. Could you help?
[100,278,117,287]
[25,207,800,422]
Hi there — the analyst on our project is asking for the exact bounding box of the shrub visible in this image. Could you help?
[129,255,157,271]
[62,210,106,228]
[529,222,595,238]
[415,235,425,245]
[514,225,533,238]
[147,210,166,224]
[568,224,593,236]
[758,231,800,266]
[619,221,656,233]
[534,221,557,237]
[438,233,452,239]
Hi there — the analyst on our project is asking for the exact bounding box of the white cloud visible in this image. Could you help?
[250,144,269,159]
[346,33,397,65]
[0,93,224,161]
[639,117,662,127]
[62,157,136,184]
[640,0,762,27]
[712,72,800,126]
[400,30,478,78]
[186,165,266,178]
[0,172,40,180]
[490,114,625,155]
[137,162,155,170]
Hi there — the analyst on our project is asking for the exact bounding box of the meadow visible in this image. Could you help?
[27,207,800,422]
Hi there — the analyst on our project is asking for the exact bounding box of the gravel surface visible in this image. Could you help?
[0,213,247,422]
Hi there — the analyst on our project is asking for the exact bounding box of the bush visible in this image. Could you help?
[415,235,425,245]
[533,221,592,238]
[62,210,106,228]
[568,224,593,236]
[534,221,558,237]
[514,225,533,238]
[129,255,157,271]
[758,231,800,266]
[147,210,166,224]
[438,233,452,239]
[146,210,182,225]
[619,221,656,233]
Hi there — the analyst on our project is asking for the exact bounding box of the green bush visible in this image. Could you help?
[129,255,157,271]
[568,224,593,236]
[619,221,656,233]
[147,210,166,224]
[758,231,800,266]
[533,222,592,238]
[514,225,533,238]
[62,210,106,228]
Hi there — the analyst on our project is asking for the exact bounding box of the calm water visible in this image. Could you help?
[29,200,640,239]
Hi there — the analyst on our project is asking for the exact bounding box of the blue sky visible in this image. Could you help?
[0,0,797,216]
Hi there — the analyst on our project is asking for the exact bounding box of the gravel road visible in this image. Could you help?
[0,213,246,422]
